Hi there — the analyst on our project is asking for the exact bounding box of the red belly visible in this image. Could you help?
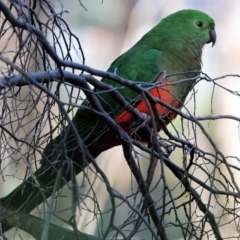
[89,84,182,152]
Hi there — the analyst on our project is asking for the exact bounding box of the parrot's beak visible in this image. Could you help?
[207,28,216,47]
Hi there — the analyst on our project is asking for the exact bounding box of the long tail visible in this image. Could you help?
[0,116,106,235]
[1,135,101,213]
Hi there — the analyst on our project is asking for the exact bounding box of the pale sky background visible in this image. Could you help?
[2,1,240,239]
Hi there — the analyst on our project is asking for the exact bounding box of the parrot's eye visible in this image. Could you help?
[196,21,204,28]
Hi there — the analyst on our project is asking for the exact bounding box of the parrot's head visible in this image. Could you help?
[162,9,216,48]
[139,9,216,51]
[180,9,216,47]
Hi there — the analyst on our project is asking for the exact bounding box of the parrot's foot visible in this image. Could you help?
[183,144,193,152]
[131,112,149,129]
[158,139,174,155]
[131,113,152,142]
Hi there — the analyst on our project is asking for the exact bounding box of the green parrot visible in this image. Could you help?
[1,9,216,226]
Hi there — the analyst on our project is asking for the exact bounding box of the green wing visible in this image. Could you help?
[72,45,162,146]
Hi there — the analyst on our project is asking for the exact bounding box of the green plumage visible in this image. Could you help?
[1,9,215,223]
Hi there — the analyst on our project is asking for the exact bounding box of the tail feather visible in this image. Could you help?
[1,113,104,216]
